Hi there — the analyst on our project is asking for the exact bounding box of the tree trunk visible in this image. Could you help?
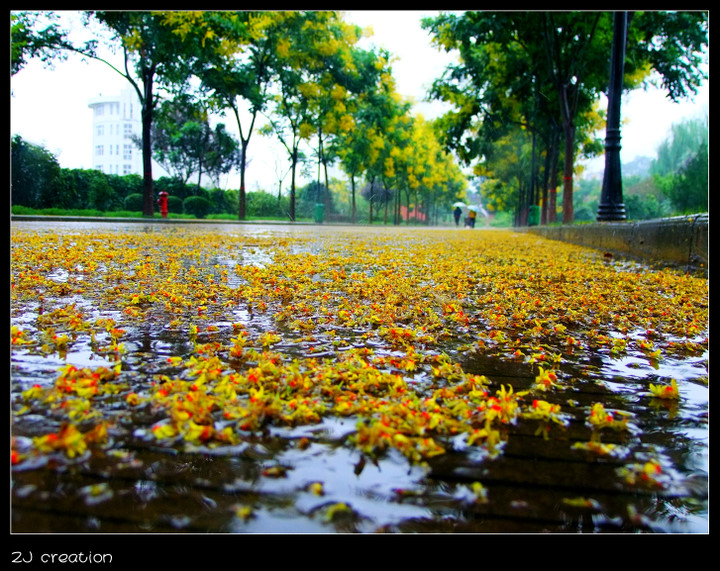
[141,71,154,217]
[561,121,575,224]
[289,146,297,222]
[549,146,559,224]
[540,143,550,225]
[557,77,579,225]
[238,140,249,220]
[351,174,356,224]
[541,127,560,225]
[323,157,330,221]
[231,103,257,221]
[196,127,208,195]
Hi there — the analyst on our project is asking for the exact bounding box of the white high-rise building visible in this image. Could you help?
[88,86,143,176]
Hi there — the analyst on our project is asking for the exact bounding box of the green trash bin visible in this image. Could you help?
[314,203,325,224]
[528,205,540,226]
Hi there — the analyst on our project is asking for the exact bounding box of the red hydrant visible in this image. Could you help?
[157,191,169,218]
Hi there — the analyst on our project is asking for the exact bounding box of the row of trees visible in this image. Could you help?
[12,11,707,226]
[15,134,464,224]
[14,117,706,225]
[421,11,708,225]
[11,11,468,224]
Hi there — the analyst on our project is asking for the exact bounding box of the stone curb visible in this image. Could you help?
[525,214,708,272]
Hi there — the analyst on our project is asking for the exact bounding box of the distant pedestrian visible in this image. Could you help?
[468,208,477,228]
[453,206,462,226]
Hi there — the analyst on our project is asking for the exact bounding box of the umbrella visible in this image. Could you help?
[452,202,466,208]
[468,205,480,211]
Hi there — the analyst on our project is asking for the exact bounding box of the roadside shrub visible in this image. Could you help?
[84,170,116,211]
[207,187,236,214]
[247,191,289,218]
[183,195,212,219]
[166,195,183,214]
[124,193,144,212]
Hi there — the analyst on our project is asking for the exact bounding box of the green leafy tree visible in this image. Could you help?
[259,12,315,221]
[414,122,468,224]
[151,95,238,192]
[424,11,708,224]
[203,123,240,189]
[425,12,615,225]
[83,12,214,215]
[627,11,709,102]
[11,11,67,75]
[651,116,709,177]
[655,143,708,214]
[258,13,321,220]
[15,11,230,216]
[151,96,210,184]
[650,115,708,214]
[358,88,414,224]
[300,20,381,219]
[261,11,369,221]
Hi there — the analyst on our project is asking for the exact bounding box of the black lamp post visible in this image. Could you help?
[597,11,628,221]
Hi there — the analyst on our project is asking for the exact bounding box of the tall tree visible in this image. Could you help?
[335,51,401,223]
[183,11,280,220]
[301,19,383,219]
[651,115,708,214]
[82,12,212,216]
[151,95,238,190]
[261,11,363,221]
[203,123,241,189]
[151,95,211,184]
[11,135,61,208]
[14,11,231,216]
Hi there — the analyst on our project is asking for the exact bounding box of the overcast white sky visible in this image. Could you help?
[10,10,709,191]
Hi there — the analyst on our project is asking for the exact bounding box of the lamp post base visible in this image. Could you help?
[596,203,627,221]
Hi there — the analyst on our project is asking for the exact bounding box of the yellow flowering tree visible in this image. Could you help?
[259,12,353,221]
[182,11,289,220]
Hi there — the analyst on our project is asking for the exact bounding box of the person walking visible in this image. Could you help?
[453,206,462,227]
[468,207,477,228]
